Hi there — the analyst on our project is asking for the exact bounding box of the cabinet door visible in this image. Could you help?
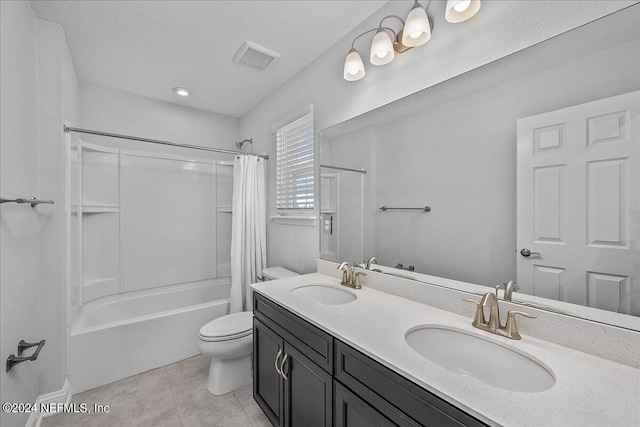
[254,318,284,427]
[334,381,395,427]
[282,342,332,427]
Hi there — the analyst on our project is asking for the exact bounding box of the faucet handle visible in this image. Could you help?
[462,297,486,327]
[354,272,366,289]
[503,310,537,340]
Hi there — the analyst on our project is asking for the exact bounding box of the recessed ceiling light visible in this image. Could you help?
[173,87,191,97]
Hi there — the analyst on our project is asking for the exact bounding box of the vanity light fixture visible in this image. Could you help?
[445,0,481,23]
[342,1,433,81]
[343,0,480,81]
[173,87,191,97]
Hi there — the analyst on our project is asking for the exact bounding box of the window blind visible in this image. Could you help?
[276,112,314,211]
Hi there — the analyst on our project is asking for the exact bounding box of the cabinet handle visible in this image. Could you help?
[280,353,289,380]
[274,349,282,376]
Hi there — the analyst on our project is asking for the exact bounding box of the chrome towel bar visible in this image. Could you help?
[379,206,431,212]
[0,197,54,207]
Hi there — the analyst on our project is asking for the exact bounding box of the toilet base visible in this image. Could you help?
[207,354,253,395]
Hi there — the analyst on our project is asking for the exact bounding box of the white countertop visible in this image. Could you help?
[251,273,640,427]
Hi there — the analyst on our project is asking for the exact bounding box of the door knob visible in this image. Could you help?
[520,248,540,257]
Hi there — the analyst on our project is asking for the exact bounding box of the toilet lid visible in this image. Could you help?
[199,311,253,339]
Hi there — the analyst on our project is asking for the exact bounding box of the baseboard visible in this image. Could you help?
[25,378,71,427]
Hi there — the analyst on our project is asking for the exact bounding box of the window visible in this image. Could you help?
[276,110,314,212]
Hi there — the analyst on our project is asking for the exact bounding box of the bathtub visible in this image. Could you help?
[68,279,230,393]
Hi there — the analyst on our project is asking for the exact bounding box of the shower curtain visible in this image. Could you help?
[230,155,266,313]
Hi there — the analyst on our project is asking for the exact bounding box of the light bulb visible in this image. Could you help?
[344,48,365,81]
[401,4,431,48]
[445,0,481,23]
[453,0,471,12]
[369,29,395,66]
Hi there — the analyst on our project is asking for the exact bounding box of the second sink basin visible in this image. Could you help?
[405,326,555,393]
[290,284,357,305]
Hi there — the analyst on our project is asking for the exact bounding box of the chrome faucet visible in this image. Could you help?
[365,256,378,270]
[496,280,519,301]
[463,290,536,340]
[337,262,366,289]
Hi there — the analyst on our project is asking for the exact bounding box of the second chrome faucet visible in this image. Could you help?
[463,290,536,340]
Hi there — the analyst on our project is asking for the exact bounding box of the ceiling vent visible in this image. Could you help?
[232,41,280,71]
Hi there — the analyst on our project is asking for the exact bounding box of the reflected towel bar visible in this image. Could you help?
[379,206,431,212]
[0,197,54,207]
[321,164,367,174]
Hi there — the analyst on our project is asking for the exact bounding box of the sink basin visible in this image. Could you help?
[290,284,357,305]
[405,326,554,393]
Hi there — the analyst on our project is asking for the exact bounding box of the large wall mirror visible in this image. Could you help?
[319,5,640,331]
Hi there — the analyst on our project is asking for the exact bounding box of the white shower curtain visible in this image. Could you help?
[230,155,266,313]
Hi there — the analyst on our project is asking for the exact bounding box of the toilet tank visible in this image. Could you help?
[262,267,299,281]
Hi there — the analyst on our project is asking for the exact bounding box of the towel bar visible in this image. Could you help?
[0,197,54,207]
[6,340,46,373]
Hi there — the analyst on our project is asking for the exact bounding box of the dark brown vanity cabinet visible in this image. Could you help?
[253,292,487,427]
[253,293,333,427]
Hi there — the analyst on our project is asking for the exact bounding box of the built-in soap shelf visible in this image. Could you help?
[216,206,232,213]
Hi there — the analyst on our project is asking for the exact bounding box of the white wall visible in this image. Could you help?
[240,0,637,274]
[1,3,79,425]
[0,3,40,425]
[79,83,240,158]
[36,17,80,400]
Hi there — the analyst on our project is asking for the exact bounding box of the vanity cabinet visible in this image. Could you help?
[253,293,333,427]
[253,292,487,427]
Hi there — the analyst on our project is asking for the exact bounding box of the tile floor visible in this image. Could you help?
[41,355,271,427]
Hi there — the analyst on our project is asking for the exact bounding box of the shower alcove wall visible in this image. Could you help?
[67,138,234,392]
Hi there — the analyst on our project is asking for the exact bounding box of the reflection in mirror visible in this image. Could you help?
[319,6,640,331]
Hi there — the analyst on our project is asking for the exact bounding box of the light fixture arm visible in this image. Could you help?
[350,26,396,50]
[379,15,405,28]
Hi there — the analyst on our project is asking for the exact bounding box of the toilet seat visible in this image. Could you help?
[199,311,253,342]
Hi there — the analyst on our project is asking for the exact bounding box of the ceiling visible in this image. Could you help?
[30,1,387,118]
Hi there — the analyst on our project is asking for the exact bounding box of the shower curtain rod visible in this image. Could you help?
[63,125,269,160]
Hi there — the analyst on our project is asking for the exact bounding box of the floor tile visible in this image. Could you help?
[165,355,209,388]
[109,389,179,427]
[71,383,113,407]
[179,396,253,427]
[44,356,267,427]
[110,366,170,407]
[171,379,236,419]
[249,413,273,427]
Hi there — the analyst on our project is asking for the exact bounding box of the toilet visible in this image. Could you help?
[197,267,299,395]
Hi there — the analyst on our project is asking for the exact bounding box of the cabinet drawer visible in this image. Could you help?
[254,292,333,373]
[335,341,487,427]
[334,380,414,427]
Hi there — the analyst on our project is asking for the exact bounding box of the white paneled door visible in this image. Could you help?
[517,91,639,316]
